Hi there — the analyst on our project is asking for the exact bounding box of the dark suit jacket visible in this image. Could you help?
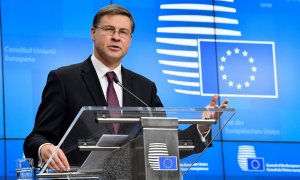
[24,56,207,166]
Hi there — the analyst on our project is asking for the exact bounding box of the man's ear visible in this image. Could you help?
[90,27,96,41]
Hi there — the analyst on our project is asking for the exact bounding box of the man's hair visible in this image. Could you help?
[93,4,135,34]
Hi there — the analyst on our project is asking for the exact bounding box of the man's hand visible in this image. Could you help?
[40,144,70,172]
[198,94,229,132]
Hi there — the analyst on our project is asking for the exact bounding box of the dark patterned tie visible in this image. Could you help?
[106,71,120,134]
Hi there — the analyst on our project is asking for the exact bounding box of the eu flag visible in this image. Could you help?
[247,157,265,171]
[198,39,277,98]
[158,156,178,171]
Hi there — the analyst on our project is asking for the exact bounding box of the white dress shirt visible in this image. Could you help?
[91,54,123,106]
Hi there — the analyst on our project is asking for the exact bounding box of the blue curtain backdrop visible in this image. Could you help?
[1,0,300,179]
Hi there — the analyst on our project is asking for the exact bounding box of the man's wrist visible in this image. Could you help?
[197,125,211,142]
[200,129,210,135]
[197,125,210,134]
[38,143,53,167]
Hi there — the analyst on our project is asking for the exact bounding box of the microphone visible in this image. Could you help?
[112,75,150,107]
[112,75,151,139]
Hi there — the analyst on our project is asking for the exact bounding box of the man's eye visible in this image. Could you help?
[104,27,114,32]
[120,31,129,35]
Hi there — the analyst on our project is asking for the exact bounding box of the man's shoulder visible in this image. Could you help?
[52,57,91,75]
[122,67,155,85]
[55,62,82,73]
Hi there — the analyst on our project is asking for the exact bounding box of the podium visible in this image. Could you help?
[36,106,235,179]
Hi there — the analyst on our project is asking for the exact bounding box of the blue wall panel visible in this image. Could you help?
[0,140,4,179]
[223,142,300,179]
[5,140,24,179]
[1,0,110,138]
[0,0,300,179]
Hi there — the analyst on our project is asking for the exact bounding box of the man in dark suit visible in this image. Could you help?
[24,4,229,172]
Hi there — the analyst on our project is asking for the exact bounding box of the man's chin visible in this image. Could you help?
[107,53,125,61]
[105,56,123,66]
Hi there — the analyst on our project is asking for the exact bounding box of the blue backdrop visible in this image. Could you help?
[1,0,300,179]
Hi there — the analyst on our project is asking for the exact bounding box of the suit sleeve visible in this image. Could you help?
[23,70,67,166]
[148,82,211,158]
[178,125,212,158]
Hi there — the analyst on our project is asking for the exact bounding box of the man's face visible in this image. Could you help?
[91,14,132,68]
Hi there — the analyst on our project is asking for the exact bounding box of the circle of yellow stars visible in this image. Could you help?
[162,157,174,169]
[219,48,257,90]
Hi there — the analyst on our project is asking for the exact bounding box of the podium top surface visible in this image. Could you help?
[78,106,235,119]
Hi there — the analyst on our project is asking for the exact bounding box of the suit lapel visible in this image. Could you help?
[80,57,107,106]
[122,67,135,107]
[119,67,137,134]
[81,62,139,134]
[80,57,114,134]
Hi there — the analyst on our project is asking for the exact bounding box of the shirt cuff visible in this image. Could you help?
[197,126,211,143]
[38,143,53,168]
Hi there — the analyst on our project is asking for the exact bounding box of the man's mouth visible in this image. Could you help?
[108,45,121,50]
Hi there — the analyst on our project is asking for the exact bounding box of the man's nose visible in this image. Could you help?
[111,30,121,40]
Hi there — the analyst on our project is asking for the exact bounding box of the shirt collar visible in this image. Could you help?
[91,54,122,82]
